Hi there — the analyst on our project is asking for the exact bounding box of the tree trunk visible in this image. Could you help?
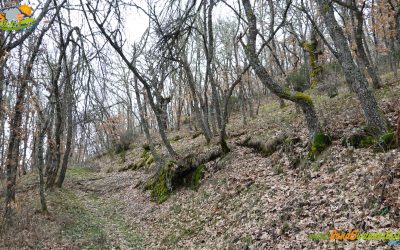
[241,0,321,139]
[316,0,387,135]
[4,16,53,219]
[133,77,161,167]
[20,108,30,175]
[35,114,48,212]
[56,42,77,188]
[206,0,222,131]
[352,10,382,89]
[181,55,212,143]
[239,85,247,125]
[46,59,65,189]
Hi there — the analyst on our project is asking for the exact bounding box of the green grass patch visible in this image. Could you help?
[48,189,108,249]
[66,166,94,179]
[95,201,144,248]
[47,188,144,249]
[63,209,108,248]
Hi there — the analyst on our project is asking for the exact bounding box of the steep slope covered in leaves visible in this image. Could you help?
[1,79,400,249]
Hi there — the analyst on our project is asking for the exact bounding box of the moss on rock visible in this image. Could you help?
[188,164,205,191]
[145,161,206,203]
[145,161,175,204]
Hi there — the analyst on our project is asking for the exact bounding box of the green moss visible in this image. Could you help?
[360,136,375,147]
[146,161,175,203]
[301,40,322,88]
[322,3,330,13]
[293,92,313,104]
[190,164,205,190]
[309,132,331,160]
[342,133,375,148]
[66,166,94,179]
[145,154,154,165]
[135,158,146,169]
[140,149,150,159]
[342,128,397,151]
[129,149,154,170]
[375,131,397,151]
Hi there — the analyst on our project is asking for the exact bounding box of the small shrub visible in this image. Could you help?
[342,133,374,148]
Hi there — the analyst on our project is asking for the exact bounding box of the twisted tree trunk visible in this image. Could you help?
[241,0,321,139]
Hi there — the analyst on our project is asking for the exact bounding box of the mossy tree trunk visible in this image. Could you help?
[301,30,323,89]
[241,0,321,139]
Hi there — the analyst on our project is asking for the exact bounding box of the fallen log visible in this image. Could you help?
[236,132,289,157]
[145,147,223,203]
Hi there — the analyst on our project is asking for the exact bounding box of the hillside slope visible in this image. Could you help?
[1,78,400,249]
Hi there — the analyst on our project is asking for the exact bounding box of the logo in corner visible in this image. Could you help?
[0,0,36,31]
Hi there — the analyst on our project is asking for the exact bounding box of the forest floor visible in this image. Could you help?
[1,74,400,249]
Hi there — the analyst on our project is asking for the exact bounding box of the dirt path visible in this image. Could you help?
[57,170,149,249]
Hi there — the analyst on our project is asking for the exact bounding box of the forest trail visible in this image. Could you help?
[60,171,146,249]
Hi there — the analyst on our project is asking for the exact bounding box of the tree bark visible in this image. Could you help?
[316,0,387,135]
[206,0,222,131]
[352,10,382,89]
[241,0,321,139]
[4,9,57,219]
[181,55,212,143]
[57,42,77,188]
